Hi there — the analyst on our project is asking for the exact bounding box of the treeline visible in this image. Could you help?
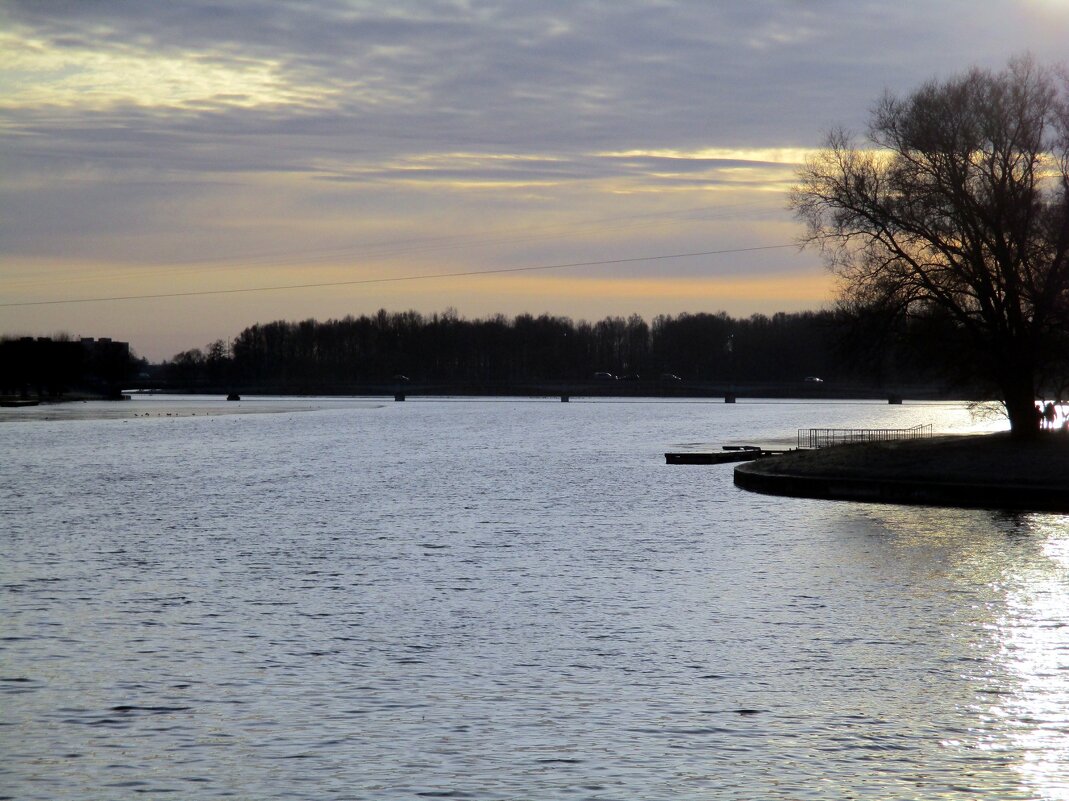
[163,308,963,390]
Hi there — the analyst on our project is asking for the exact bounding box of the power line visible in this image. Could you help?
[3,199,780,292]
[0,244,796,308]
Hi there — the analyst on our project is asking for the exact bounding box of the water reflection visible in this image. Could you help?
[989,516,1069,800]
[847,506,1069,799]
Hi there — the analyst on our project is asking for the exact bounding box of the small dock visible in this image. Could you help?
[665,445,791,465]
[668,425,934,465]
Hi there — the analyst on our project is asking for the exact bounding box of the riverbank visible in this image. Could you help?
[0,395,385,423]
[734,432,1069,512]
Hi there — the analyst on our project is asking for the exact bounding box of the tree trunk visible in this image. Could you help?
[1002,369,1041,439]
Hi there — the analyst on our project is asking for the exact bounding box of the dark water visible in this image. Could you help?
[2,398,1067,799]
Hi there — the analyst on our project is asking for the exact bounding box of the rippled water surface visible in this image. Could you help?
[2,397,1068,800]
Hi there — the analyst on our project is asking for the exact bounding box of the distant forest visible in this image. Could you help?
[162,308,974,392]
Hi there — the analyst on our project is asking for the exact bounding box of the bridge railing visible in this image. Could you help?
[797,424,933,449]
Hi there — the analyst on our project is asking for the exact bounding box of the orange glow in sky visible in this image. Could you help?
[2,3,1066,359]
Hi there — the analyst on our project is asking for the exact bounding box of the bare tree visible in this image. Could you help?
[791,56,1069,437]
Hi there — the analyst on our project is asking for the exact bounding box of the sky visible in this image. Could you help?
[2,1,1069,361]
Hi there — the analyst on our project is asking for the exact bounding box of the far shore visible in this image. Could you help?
[0,395,385,423]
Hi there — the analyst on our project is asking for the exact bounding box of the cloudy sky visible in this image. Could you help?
[2,0,1068,360]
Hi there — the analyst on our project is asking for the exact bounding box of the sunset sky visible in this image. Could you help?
[3,1,1068,360]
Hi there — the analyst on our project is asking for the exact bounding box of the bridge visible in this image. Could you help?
[123,377,961,403]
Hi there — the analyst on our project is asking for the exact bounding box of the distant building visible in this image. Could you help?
[80,336,130,365]
[0,336,132,398]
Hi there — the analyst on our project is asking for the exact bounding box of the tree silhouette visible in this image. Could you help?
[791,56,1069,437]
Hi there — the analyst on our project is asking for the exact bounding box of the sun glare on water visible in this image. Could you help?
[990,520,1069,800]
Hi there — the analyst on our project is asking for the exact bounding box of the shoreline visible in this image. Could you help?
[734,433,1069,513]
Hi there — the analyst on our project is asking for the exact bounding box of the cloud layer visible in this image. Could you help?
[2,0,1067,358]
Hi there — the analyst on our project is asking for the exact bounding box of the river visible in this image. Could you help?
[2,397,1067,800]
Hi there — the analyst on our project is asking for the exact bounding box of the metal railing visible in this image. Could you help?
[797,423,933,449]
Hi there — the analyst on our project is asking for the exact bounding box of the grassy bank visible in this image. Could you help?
[735,433,1069,511]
